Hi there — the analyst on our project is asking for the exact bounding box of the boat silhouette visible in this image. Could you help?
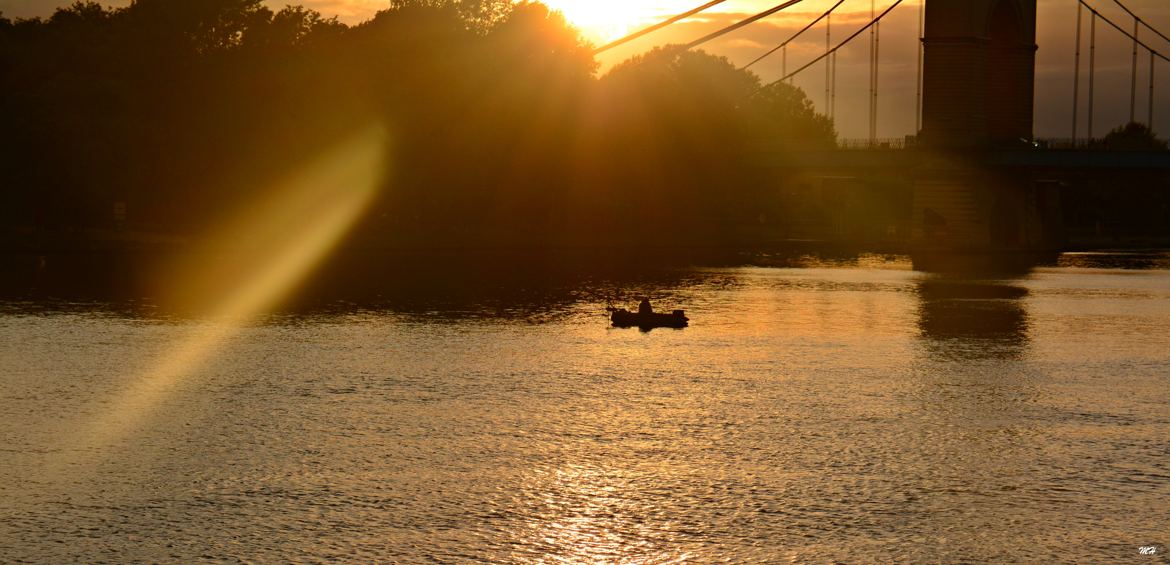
[608,307,689,329]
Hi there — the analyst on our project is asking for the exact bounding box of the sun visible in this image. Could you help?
[541,0,672,42]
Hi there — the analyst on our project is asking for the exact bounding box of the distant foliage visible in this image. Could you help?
[0,1,836,247]
[1101,122,1169,151]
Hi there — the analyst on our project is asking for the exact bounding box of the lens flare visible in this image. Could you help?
[48,126,388,475]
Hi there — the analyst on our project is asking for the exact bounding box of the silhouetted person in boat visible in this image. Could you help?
[639,297,653,315]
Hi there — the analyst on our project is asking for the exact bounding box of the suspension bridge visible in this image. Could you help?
[602,0,1170,268]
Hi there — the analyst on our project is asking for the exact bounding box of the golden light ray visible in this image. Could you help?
[48,125,389,475]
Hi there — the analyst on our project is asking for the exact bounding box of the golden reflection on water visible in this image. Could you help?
[3,259,1169,561]
[520,464,690,565]
[48,126,388,474]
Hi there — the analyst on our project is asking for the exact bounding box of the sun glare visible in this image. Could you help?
[542,0,675,42]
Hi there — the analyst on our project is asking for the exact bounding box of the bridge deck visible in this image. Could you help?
[753,148,1170,172]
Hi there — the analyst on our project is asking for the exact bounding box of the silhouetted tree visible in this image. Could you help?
[121,0,269,54]
[750,81,837,149]
[241,6,345,50]
[585,48,834,242]
[0,0,837,249]
[1102,122,1168,151]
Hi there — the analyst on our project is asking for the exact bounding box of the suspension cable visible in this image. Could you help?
[782,46,788,81]
[741,0,845,71]
[1089,12,1096,138]
[915,0,924,134]
[825,10,832,113]
[1082,0,1170,134]
[831,50,838,119]
[1073,2,1083,141]
[1078,1,1170,63]
[1105,0,1168,127]
[1131,18,1138,122]
[769,0,904,86]
[870,0,876,143]
[873,4,881,142]
[594,0,729,54]
[1150,50,1156,126]
[1110,0,1170,45]
[682,0,807,51]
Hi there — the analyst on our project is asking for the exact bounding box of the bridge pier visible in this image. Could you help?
[911,0,1060,270]
[911,157,1064,271]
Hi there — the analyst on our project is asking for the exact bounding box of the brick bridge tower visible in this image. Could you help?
[920,0,1036,147]
[911,0,1061,270]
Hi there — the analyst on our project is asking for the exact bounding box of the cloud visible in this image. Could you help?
[726,38,768,49]
[290,0,390,23]
[0,0,123,18]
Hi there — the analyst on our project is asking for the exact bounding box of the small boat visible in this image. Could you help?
[609,308,689,329]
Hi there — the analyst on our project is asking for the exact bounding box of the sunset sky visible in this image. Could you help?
[4,0,1170,138]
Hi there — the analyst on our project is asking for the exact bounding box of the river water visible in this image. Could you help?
[1,252,1168,563]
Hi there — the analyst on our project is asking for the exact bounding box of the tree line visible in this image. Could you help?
[0,0,837,249]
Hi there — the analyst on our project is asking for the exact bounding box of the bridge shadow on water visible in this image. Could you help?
[916,277,1031,360]
[911,250,1170,362]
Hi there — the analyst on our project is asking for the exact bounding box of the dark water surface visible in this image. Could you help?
[1,252,1169,562]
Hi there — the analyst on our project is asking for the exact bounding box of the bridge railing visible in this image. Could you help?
[837,137,916,150]
[1029,138,1169,150]
[1034,138,1101,150]
[835,138,1164,151]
